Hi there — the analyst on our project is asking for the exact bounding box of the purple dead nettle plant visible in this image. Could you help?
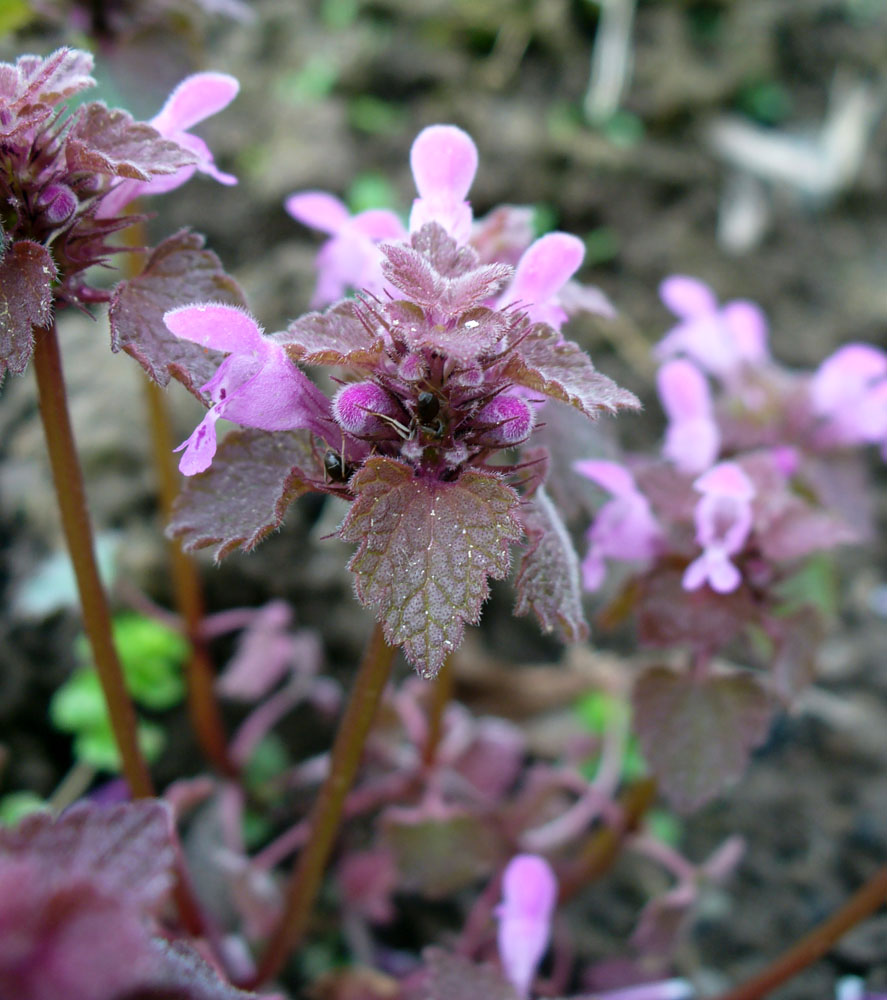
[155,124,639,678]
[576,273,886,811]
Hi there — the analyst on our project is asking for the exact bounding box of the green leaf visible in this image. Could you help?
[50,668,108,733]
[632,666,773,812]
[244,734,289,795]
[341,458,522,677]
[74,718,165,772]
[772,553,837,620]
[0,792,48,827]
[112,614,187,710]
[0,0,34,34]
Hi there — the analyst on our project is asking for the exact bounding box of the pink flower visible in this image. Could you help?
[496,232,586,329]
[408,124,478,243]
[683,462,755,594]
[285,191,406,306]
[163,304,333,475]
[809,343,887,454]
[657,359,720,474]
[575,460,663,590]
[99,72,239,217]
[495,854,558,999]
[656,275,769,378]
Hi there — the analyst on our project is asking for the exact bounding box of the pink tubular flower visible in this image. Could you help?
[163,304,334,475]
[575,460,663,590]
[496,231,586,330]
[495,854,558,999]
[657,358,720,474]
[284,191,406,306]
[408,124,478,242]
[99,72,239,217]
[683,461,755,594]
[656,275,769,379]
[809,343,887,454]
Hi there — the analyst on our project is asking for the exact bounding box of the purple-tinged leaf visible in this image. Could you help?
[630,885,694,957]
[382,806,503,897]
[15,48,95,107]
[142,939,272,1000]
[109,230,246,395]
[66,103,195,181]
[0,240,57,379]
[514,487,589,643]
[340,458,522,676]
[411,222,480,277]
[632,666,773,812]
[278,299,384,368]
[766,610,824,703]
[0,800,175,908]
[168,428,324,561]
[636,566,756,654]
[505,324,641,418]
[414,949,521,1000]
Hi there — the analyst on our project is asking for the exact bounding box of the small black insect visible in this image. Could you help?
[416,391,440,423]
[323,450,349,482]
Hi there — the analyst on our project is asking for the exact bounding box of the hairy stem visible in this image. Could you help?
[250,623,396,987]
[143,376,235,777]
[32,322,155,799]
[713,865,887,1000]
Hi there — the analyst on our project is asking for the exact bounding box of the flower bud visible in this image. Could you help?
[334,381,405,439]
[471,395,534,447]
[37,183,77,225]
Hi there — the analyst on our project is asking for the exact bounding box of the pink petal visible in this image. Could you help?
[573,459,637,497]
[499,232,585,313]
[659,275,718,318]
[175,410,221,476]
[693,461,755,501]
[721,300,769,362]
[164,303,265,354]
[663,417,720,474]
[350,208,407,241]
[657,359,712,422]
[497,854,557,999]
[581,545,607,591]
[810,343,887,413]
[284,191,351,235]
[151,72,240,134]
[682,548,740,593]
[409,124,478,203]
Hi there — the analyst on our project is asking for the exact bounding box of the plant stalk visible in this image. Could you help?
[249,623,396,987]
[422,655,453,767]
[713,865,887,1000]
[32,322,154,800]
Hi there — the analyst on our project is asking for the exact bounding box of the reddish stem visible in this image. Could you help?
[422,655,454,767]
[248,623,396,987]
[713,865,887,1000]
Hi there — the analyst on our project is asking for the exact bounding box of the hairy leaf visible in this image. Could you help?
[109,230,246,395]
[15,47,95,106]
[415,949,520,1000]
[0,240,57,379]
[141,940,270,1000]
[66,103,194,181]
[168,428,322,560]
[279,299,384,368]
[632,666,773,812]
[340,458,522,676]
[504,323,640,417]
[514,487,589,643]
[0,800,175,908]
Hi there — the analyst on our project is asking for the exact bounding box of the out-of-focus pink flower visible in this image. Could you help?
[164,304,333,475]
[408,124,478,243]
[809,343,887,454]
[657,359,720,474]
[656,275,769,378]
[496,232,585,329]
[99,72,238,217]
[495,854,558,999]
[683,462,755,594]
[285,191,406,306]
[575,460,663,590]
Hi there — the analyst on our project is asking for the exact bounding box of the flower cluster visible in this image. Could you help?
[0,47,237,378]
[152,125,639,676]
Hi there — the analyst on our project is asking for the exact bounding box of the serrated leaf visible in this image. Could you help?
[504,323,640,417]
[109,229,247,395]
[66,103,195,181]
[0,240,57,379]
[142,939,269,1000]
[513,487,589,643]
[340,458,522,676]
[168,428,323,560]
[278,299,384,367]
[632,666,773,812]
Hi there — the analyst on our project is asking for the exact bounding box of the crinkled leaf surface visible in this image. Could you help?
[109,230,246,395]
[141,940,270,1000]
[15,47,95,106]
[0,800,175,908]
[340,458,522,676]
[279,299,384,368]
[504,323,640,417]
[66,103,195,180]
[382,807,503,897]
[632,666,773,812]
[414,949,520,1000]
[514,487,589,643]
[168,428,322,561]
[0,240,57,379]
